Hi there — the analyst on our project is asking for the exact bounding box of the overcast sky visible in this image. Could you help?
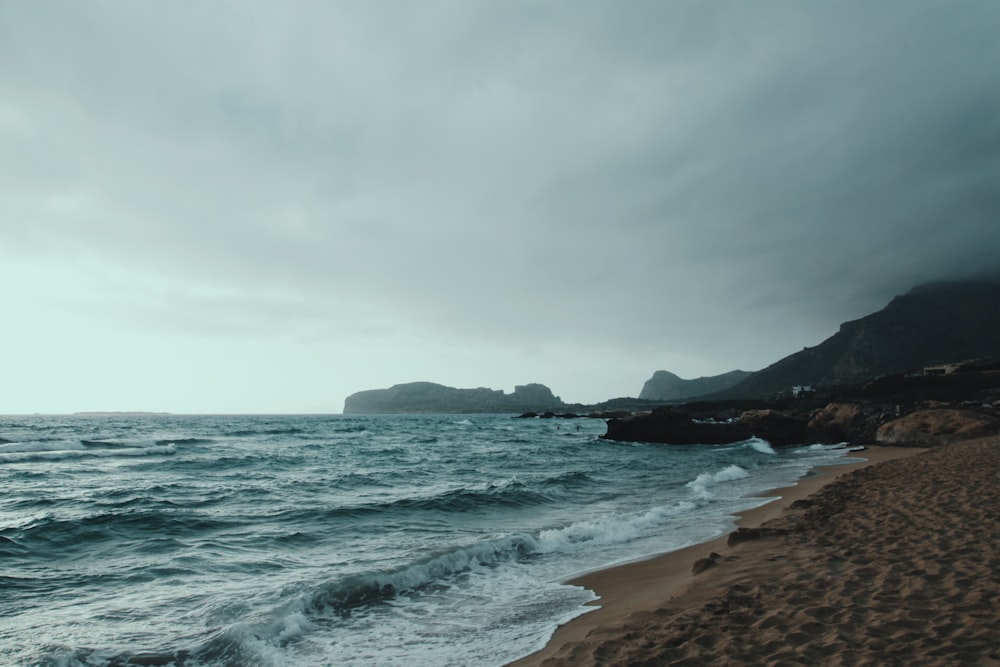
[3,1,999,413]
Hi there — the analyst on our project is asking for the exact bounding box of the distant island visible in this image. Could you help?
[72,411,172,416]
[343,382,564,414]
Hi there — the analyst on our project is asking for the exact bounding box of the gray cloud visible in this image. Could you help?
[2,1,1000,410]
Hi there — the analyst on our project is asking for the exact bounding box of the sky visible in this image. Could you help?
[3,1,1000,413]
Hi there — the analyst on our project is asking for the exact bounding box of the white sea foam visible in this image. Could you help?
[302,534,542,617]
[0,440,85,453]
[686,464,751,497]
[0,443,175,463]
[793,443,847,454]
[209,623,304,667]
[746,438,777,455]
[537,501,698,552]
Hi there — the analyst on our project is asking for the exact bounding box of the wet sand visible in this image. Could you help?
[511,438,1000,666]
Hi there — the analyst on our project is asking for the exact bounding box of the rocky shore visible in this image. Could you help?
[602,365,1000,448]
[507,362,1000,667]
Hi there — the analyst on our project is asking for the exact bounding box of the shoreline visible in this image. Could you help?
[508,444,924,667]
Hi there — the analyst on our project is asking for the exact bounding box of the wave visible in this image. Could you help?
[536,500,698,552]
[328,471,393,491]
[793,442,849,453]
[0,535,28,558]
[224,427,305,437]
[279,479,555,523]
[114,534,548,667]
[389,479,552,512]
[80,438,209,450]
[330,423,370,433]
[9,510,235,550]
[32,534,541,666]
[686,464,750,497]
[154,437,215,446]
[0,441,176,463]
[311,534,540,615]
[191,499,721,661]
[745,437,777,455]
[539,470,594,489]
[0,439,84,454]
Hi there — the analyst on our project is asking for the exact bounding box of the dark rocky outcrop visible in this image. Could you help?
[603,407,807,446]
[804,402,865,443]
[802,402,906,445]
[691,552,722,575]
[516,411,587,419]
[603,364,1000,447]
[343,381,564,414]
[719,281,1000,399]
[639,370,753,401]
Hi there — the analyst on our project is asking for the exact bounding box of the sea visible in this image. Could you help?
[0,413,859,667]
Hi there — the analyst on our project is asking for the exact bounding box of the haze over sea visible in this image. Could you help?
[1,414,856,666]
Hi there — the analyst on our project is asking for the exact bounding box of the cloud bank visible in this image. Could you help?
[2,1,999,411]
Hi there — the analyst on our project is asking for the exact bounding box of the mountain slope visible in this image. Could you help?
[639,370,753,401]
[723,281,1000,398]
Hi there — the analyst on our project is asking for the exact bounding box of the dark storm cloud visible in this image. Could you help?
[3,0,1000,404]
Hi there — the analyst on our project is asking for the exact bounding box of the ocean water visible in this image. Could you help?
[0,414,857,667]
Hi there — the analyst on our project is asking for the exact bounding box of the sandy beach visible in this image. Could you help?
[511,438,1000,666]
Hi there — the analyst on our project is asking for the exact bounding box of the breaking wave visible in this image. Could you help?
[686,464,751,497]
[0,440,175,463]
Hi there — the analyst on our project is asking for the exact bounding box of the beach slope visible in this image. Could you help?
[512,438,1000,666]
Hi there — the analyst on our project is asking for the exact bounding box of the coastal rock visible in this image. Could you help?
[737,409,808,446]
[604,407,748,445]
[602,407,807,446]
[875,409,1000,446]
[691,552,722,575]
[515,411,583,419]
[805,403,866,443]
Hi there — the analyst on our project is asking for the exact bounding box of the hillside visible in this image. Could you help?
[721,281,1000,398]
[639,370,752,401]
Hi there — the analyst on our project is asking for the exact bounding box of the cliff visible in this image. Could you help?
[639,370,752,401]
[721,281,1000,398]
[342,382,564,414]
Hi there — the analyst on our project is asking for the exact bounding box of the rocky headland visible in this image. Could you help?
[638,370,753,401]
